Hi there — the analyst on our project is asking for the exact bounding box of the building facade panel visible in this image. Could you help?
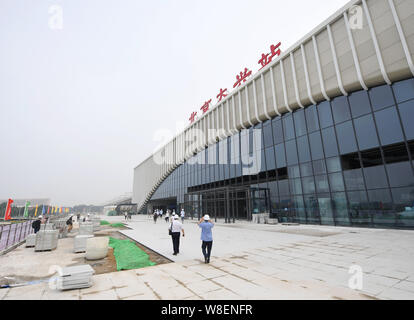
[133,0,414,219]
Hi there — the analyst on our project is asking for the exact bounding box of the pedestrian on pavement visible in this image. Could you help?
[198,214,214,263]
[128,212,132,220]
[153,210,158,224]
[169,215,185,255]
[66,215,74,232]
[124,212,128,220]
[165,210,170,223]
[32,216,42,234]
[180,208,185,223]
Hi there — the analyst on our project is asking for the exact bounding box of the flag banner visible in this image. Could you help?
[34,204,38,217]
[4,199,13,221]
[42,205,45,215]
[47,206,50,214]
[23,201,30,218]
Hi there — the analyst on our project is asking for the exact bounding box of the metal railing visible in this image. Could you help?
[0,220,34,252]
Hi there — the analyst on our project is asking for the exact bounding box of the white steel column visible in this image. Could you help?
[312,35,330,101]
[260,74,272,119]
[270,66,281,116]
[344,11,368,91]
[362,0,391,84]
[300,44,317,104]
[238,92,247,129]
[327,24,348,96]
[388,0,414,77]
[245,87,254,126]
[280,59,292,112]
[252,79,262,122]
[290,52,304,108]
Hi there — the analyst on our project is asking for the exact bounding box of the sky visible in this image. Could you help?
[0,0,350,206]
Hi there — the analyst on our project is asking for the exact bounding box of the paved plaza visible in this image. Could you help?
[1,215,414,300]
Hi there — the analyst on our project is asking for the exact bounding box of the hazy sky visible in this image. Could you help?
[0,0,350,206]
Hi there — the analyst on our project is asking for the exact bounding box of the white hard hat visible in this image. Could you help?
[39,215,43,218]
[203,215,210,221]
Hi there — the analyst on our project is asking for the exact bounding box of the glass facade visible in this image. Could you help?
[150,78,414,229]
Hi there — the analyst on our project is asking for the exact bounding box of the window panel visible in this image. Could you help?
[293,109,307,137]
[369,84,395,111]
[327,157,342,173]
[300,162,313,177]
[363,165,389,189]
[278,180,290,196]
[285,140,298,165]
[305,105,320,133]
[392,78,414,104]
[302,176,316,194]
[353,114,379,151]
[374,106,404,146]
[309,132,324,160]
[318,101,334,129]
[288,165,301,178]
[275,143,286,168]
[386,162,414,188]
[272,118,284,145]
[265,146,276,171]
[322,127,339,158]
[315,175,329,193]
[263,122,274,148]
[283,114,295,141]
[332,192,350,225]
[313,159,326,175]
[329,172,345,192]
[331,96,351,124]
[348,90,371,118]
[344,169,365,191]
[290,178,303,195]
[297,135,311,163]
[336,121,358,154]
[398,99,414,140]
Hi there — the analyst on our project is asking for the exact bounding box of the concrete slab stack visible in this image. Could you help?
[25,234,36,247]
[56,264,95,290]
[79,222,94,236]
[73,235,94,253]
[34,230,59,251]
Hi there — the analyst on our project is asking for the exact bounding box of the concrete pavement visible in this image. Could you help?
[1,215,414,300]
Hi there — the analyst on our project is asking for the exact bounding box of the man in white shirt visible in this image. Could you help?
[169,215,185,255]
[180,209,185,223]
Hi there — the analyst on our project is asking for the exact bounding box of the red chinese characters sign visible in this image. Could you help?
[189,111,197,123]
[233,68,252,88]
[200,99,212,114]
[217,88,228,102]
[188,42,281,123]
[258,42,281,70]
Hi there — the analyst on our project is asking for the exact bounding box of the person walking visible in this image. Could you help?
[165,210,170,223]
[32,216,42,234]
[180,208,185,223]
[153,210,158,224]
[198,215,214,263]
[66,215,74,233]
[169,215,184,256]
[124,212,128,220]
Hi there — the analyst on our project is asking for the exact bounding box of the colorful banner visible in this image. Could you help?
[4,199,13,221]
[34,204,38,217]
[23,201,30,218]
[47,206,50,214]
[42,205,45,215]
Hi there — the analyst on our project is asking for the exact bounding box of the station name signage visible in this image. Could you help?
[189,42,281,123]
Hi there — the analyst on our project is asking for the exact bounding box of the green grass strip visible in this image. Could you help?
[100,220,110,225]
[108,237,156,271]
[110,223,125,228]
